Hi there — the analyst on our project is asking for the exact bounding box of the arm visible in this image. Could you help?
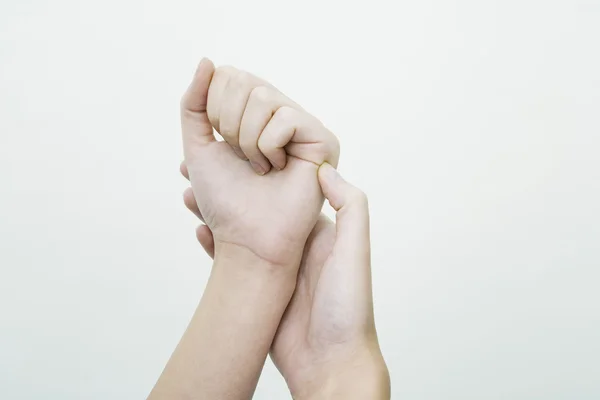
[149,58,315,399]
[182,163,391,400]
[148,243,296,399]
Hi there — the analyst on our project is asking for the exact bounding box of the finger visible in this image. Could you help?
[196,225,215,259]
[239,86,299,174]
[205,65,237,134]
[181,58,217,157]
[317,163,375,331]
[318,163,370,264]
[180,161,189,180]
[258,106,340,170]
[183,187,204,222]
[238,86,279,174]
[218,70,266,160]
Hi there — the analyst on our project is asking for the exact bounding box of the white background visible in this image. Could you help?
[1,0,599,398]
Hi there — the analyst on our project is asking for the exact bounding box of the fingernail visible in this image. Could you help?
[232,146,248,160]
[251,161,266,175]
[197,57,209,70]
[320,162,340,182]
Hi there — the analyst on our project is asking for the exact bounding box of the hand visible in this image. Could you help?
[150,59,341,399]
[181,59,339,269]
[182,164,390,399]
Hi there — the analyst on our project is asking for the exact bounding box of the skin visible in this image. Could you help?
[179,62,389,397]
[150,58,389,399]
[180,60,339,267]
[182,165,390,399]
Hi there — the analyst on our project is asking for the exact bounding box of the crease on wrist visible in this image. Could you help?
[213,238,301,276]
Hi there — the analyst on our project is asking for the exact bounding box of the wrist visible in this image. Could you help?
[214,238,302,272]
[212,240,299,294]
[293,344,390,400]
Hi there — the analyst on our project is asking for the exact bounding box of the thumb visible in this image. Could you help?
[318,163,370,263]
[181,58,216,158]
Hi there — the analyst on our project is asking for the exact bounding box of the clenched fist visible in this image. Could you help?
[181,59,339,268]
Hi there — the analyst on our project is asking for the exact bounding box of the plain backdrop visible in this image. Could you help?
[1,0,599,398]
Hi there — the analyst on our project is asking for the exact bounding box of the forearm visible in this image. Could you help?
[149,243,297,400]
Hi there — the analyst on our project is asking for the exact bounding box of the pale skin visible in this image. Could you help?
[148,58,389,399]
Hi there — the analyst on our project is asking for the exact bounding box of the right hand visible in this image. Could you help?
[181,59,339,268]
[182,163,390,399]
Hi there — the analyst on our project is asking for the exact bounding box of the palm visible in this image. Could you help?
[268,215,337,386]
[188,141,322,264]
[269,214,366,393]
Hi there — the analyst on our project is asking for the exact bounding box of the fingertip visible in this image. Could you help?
[180,162,189,179]
[181,58,217,151]
[232,146,249,161]
[195,224,215,259]
[270,150,287,171]
[249,159,270,175]
[257,134,287,171]
[319,167,370,252]
[183,57,215,113]
[318,162,340,195]
[195,57,215,80]
[272,157,286,171]
[318,164,369,215]
[183,187,204,222]
[183,187,196,210]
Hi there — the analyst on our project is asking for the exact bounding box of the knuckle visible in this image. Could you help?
[328,134,341,165]
[257,133,275,153]
[233,70,254,87]
[348,187,368,208]
[330,134,340,154]
[322,130,340,154]
[219,120,237,141]
[179,92,188,110]
[249,85,272,103]
[179,91,194,113]
[214,65,237,80]
[273,105,298,123]
[312,128,340,163]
